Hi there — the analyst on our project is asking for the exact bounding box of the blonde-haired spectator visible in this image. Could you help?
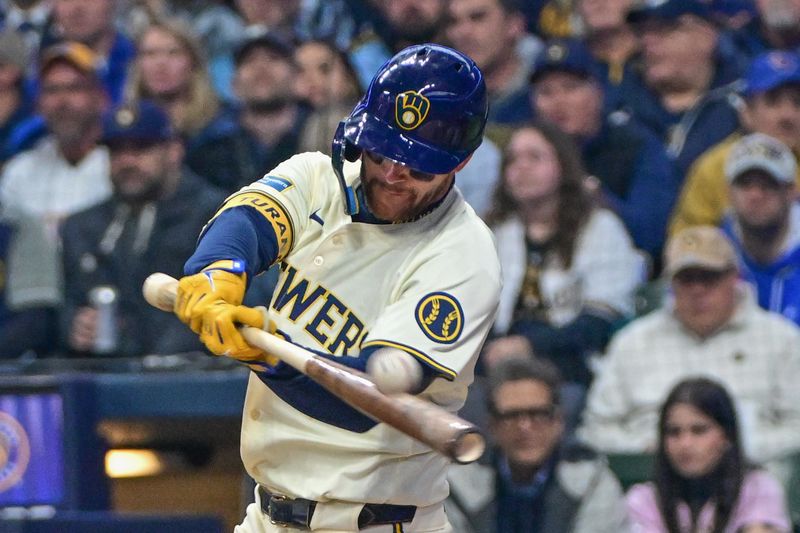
[124,17,219,140]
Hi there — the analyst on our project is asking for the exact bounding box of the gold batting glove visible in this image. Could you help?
[199,303,267,360]
[175,261,247,332]
[174,261,280,364]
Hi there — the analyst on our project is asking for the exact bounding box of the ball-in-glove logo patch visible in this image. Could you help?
[0,412,30,493]
[395,90,430,131]
[416,292,464,344]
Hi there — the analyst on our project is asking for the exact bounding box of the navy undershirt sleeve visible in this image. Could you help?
[183,206,280,280]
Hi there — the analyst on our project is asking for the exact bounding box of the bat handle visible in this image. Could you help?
[142,272,178,311]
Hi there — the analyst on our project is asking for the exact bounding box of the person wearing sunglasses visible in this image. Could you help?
[172,43,501,532]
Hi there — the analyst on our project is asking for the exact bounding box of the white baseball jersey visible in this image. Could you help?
[215,152,501,507]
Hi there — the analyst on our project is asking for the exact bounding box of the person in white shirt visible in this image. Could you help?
[0,41,111,241]
[579,225,800,465]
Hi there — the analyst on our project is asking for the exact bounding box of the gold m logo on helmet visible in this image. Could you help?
[395,91,430,131]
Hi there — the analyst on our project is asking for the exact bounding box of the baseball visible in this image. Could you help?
[367,348,423,394]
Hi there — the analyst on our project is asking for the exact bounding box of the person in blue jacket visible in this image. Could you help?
[618,0,742,178]
[722,132,800,325]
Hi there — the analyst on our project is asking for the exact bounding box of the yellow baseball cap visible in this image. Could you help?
[39,41,101,78]
[664,226,738,278]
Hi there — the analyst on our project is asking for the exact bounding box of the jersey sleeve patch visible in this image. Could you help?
[415,292,464,345]
[214,190,294,261]
[257,174,294,192]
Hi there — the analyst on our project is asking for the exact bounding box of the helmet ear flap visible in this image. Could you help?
[331,121,359,215]
[344,141,360,162]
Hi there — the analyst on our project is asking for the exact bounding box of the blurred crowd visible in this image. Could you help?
[0,0,799,530]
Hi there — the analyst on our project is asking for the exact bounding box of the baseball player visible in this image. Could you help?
[174,44,501,532]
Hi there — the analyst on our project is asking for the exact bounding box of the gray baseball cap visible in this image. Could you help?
[725,133,797,185]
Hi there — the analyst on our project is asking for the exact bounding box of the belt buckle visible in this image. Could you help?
[267,494,312,530]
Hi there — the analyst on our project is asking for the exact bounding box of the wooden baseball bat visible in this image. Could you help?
[142,273,485,464]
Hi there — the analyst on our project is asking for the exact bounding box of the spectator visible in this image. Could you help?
[722,133,800,326]
[620,0,741,177]
[531,38,681,265]
[579,226,800,465]
[0,41,111,241]
[627,377,792,533]
[373,0,448,53]
[482,121,644,389]
[185,29,306,193]
[670,50,800,235]
[60,100,224,357]
[43,0,136,105]
[445,0,543,125]
[575,0,638,108]
[167,0,243,101]
[447,356,629,533]
[124,18,220,142]
[0,30,35,161]
[295,38,362,155]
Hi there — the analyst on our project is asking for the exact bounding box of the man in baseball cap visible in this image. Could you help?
[620,0,740,178]
[670,49,800,235]
[722,132,800,324]
[98,100,180,205]
[61,98,224,356]
[579,222,800,464]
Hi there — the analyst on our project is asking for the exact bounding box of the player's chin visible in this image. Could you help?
[367,193,417,221]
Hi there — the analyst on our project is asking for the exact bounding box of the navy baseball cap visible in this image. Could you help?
[100,100,173,147]
[531,39,601,83]
[627,0,713,24]
[741,50,800,97]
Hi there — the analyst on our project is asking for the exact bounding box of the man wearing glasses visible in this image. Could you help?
[447,356,627,532]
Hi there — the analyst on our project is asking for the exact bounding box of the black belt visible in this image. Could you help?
[258,485,416,530]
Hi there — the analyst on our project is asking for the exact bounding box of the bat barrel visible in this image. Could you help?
[450,429,485,464]
[304,358,485,463]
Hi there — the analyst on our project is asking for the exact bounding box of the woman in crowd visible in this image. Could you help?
[482,121,644,388]
[294,38,361,154]
[124,17,219,142]
[627,377,791,533]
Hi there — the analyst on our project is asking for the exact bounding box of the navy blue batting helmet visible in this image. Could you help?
[332,44,489,214]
